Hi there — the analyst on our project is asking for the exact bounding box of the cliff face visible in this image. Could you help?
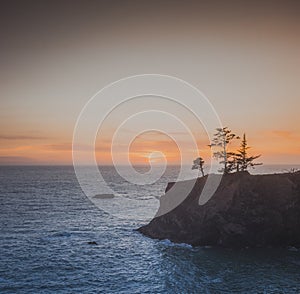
[138,172,300,248]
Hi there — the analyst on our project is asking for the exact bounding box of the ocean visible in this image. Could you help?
[0,165,300,293]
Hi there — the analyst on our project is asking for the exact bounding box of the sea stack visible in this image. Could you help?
[138,172,300,248]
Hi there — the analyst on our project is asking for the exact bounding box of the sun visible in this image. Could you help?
[147,151,166,163]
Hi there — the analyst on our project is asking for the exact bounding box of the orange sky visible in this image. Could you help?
[1,129,299,165]
[0,1,299,165]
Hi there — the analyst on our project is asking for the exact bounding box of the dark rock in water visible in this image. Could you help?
[138,172,300,248]
[93,194,114,199]
[87,241,98,245]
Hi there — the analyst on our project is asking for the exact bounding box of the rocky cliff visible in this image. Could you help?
[138,172,300,248]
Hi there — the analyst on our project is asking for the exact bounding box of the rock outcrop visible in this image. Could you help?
[93,194,115,199]
[138,172,300,248]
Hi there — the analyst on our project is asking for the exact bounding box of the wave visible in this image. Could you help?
[158,239,193,249]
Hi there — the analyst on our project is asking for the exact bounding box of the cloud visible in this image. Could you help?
[0,134,48,140]
[41,143,95,152]
[0,156,37,164]
[41,143,72,151]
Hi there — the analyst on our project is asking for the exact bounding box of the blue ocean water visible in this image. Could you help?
[0,165,300,293]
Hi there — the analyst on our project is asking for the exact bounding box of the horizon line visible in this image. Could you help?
[1,163,300,167]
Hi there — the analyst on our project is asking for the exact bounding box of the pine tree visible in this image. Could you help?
[192,157,205,177]
[209,127,239,173]
[234,133,262,171]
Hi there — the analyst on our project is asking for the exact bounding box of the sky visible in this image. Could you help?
[0,0,300,165]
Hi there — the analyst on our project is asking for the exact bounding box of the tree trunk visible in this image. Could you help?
[200,167,204,177]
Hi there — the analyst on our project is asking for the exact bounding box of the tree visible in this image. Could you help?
[209,127,240,174]
[192,157,205,177]
[234,133,262,171]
